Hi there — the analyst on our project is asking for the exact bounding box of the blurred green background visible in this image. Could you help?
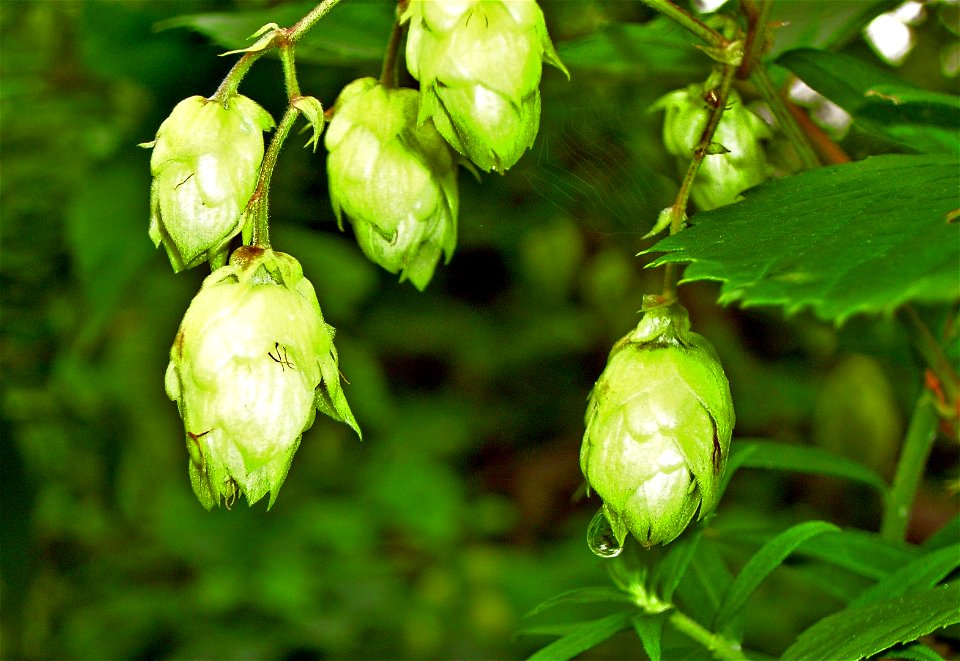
[2,1,957,659]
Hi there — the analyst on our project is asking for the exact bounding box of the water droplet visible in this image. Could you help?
[587,508,623,558]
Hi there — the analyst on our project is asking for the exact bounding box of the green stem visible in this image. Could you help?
[248,105,301,248]
[750,62,820,170]
[279,43,301,100]
[211,51,264,102]
[641,0,729,49]
[668,609,749,660]
[288,0,344,43]
[736,0,771,79]
[661,64,737,301]
[880,396,939,542]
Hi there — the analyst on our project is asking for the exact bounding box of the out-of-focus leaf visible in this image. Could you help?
[922,515,960,550]
[647,154,960,324]
[717,527,920,580]
[632,614,666,661]
[721,440,889,499]
[674,538,736,629]
[777,49,960,153]
[160,1,392,67]
[524,587,635,618]
[849,546,960,608]
[714,521,839,632]
[526,611,634,661]
[781,583,960,661]
[556,17,703,79]
[767,0,898,56]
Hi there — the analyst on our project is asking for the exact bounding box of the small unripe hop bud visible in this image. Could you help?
[165,247,360,509]
[325,78,458,290]
[655,85,772,211]
[402,0,568,172]
[145,95,274,271]
[580,302,735,547]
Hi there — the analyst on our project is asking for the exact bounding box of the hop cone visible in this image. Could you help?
[402,0,568,172]
[656,85,772,210]
[146,95,274,271]
[165,247,360,509]
[580,302,735,546]
[325,77,458,290]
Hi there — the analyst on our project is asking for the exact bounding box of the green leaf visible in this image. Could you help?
[674,538,736,629]
[714,521,840,632]
[647,154,960,323]
[849,546,960,608]
[781,583,960,661]
[526,611,635,661]
[922,515,960,551]
[160,2,392,66]
[777,48,960,154]
[653,529,703,602]
[721,440,889,500]
[556,17,703,79]
[882,643,949,661]
[767,1,898,56]
[632,614,666,661]
[524,587,636,618]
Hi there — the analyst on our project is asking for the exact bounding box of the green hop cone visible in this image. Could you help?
[655,85,772,210]
[145,95,274,271]
[580,301,735,547]
[325,77,458,290]
[402,0,568,172]
[165,246,360,509]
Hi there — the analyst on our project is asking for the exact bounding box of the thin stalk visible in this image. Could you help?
[248,105,300,248]
[901,305,960,408]
[668,609,749,661]
[641,0,730,49]
[880,396,939,541]
[750,63,820,170]
[211,51,264,102]
[661,64,737,301]
[280,43,301,100]
[736,0,772,79]
[288,0,345,43]
[380,21,405,89]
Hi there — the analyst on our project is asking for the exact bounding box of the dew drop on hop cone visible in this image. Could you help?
[587,508,624,558]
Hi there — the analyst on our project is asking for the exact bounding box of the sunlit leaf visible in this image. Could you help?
[647,154,960,323]
[849,546,960,608]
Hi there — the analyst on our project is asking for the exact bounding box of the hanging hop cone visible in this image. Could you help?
[655,85,772,210]
[580,301,735,547]
[325,77,458,290]
[165,247,360,509]
[144,95,274,271]
[402,0,568,172]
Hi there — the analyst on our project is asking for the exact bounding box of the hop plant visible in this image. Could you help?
[165,247,360,509]
[656,85,772,210]
[325,77,458,290]
[402,0,568,172]
[144,95,274,271]
[580,301,735,547]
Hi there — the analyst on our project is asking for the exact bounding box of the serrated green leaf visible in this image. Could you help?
[524,586,636,618]
[647,154,960,323]
[777,49,960,154]
[781,582,960,661]
[849,546,960,608]
[557,17,703,79]
[632,614,666,661]
[714,521,840,632]
[526,611,635,661]
[721,440,889,501]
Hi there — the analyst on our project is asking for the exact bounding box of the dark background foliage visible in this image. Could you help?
[1,1,957,659]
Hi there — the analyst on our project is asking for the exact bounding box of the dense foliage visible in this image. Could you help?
[2,1,958,659]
